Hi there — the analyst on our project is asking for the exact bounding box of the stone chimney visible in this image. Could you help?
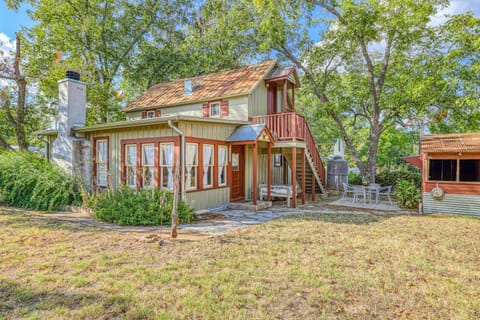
[52,71,87,175]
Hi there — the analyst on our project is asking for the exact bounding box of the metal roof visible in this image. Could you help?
[421,133,480,153]
[124,60,277,112]
[226,124,268,142]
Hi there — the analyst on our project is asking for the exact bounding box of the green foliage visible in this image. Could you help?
[348,172,363,185]
[394,180,421,209]
[94,186,196,226]
[375,165,421,188]
[0,151,82,210]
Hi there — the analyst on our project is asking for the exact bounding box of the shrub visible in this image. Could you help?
[94,186,196,226]
[0,151,82,211]
[376,165,421,188]
[394,180,421,209]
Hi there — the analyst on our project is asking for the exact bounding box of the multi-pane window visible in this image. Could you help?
[186,143,198,190]
[203,144,214,188]
[210,102,220,117]
[96,139,108,187]
[218,145,227,186]
[142,144,155,189]
[160,143,174,189]
[125,144,137,188]
[147,111,155,118]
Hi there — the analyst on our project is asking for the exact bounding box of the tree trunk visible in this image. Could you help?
[170,159,180,238]
[13,33,28,150]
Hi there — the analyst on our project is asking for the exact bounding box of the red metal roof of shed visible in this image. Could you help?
[421,133,480,153]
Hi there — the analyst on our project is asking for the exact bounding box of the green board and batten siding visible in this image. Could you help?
[86,120,238,210]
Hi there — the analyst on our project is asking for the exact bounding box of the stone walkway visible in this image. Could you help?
[1,199,414,237]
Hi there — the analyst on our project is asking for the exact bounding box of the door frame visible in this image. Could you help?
[230,145,245,202]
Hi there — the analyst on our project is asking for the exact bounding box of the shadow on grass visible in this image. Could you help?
[280,213,396,225]
[0,278,137,318]
[0,278,97,317]
[0,210,101,233]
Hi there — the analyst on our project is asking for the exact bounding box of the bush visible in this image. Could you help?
[94,186,196,226]
[0,151,82,211]
[376,165,421,188]
[394,180,421,209]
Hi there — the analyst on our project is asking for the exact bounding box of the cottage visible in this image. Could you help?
[413,133,480,216]
[37,60,326,211]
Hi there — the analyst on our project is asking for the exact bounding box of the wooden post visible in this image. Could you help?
[283,79,287,112]
[292,84,295,111]
[283,155,287,184]
[292,146,297,208]
[267,142,272,201]
[253,143,258,205]
[301,148,306,205]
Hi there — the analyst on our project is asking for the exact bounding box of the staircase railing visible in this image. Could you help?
[251,112,326,186]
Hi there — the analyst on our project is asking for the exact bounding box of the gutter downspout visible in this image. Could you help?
[168,119,185,200]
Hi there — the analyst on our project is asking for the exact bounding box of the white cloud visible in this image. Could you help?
[0,32,15,52]
[430,0,480,26]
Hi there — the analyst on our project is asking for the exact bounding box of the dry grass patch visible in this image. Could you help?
[1,208,479,319]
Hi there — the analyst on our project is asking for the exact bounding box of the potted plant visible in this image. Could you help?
[361,176,370,186]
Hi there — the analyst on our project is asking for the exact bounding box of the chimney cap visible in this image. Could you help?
[65,70,80,81]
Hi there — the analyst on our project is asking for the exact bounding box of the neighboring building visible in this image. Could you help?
[410,133,480,216]
[37,61,326,211]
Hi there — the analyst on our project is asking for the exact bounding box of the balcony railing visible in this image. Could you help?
[251,112,326,185]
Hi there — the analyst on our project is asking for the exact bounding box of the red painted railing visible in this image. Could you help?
[251,112,326,186]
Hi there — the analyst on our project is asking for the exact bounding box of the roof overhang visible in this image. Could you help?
[226,124,275,145]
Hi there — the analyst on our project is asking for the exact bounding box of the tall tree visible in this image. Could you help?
[0,33,28,150]
[8,0,191,124]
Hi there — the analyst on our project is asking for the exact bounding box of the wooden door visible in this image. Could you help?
[231,145,245,201]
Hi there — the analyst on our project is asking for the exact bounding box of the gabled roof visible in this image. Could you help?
[265,65,300,87]
[124,60,277,112]
[421,132,480,153]
[226,124,275,143]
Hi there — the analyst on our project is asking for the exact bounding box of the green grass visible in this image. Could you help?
[1,208,479,319]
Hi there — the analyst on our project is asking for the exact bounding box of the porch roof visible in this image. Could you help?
[226,124,275,144]
[421,132,480,153]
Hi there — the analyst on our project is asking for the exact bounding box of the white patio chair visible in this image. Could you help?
[377,185,393,205]
[341,183,355,200]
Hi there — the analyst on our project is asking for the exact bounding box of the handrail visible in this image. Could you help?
[251,112,326,186]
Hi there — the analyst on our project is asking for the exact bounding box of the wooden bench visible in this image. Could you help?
[258,184,302,207]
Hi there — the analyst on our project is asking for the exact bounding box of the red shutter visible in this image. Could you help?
[202,103,209,117]
[155,109,161,117]
[141,111,147,119]
[220,100,229,117]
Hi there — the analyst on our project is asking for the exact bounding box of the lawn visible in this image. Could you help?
[1,208,479,319]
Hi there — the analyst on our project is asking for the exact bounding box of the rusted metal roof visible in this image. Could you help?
[124,60,277,112]
[265,65,300,87]
[403,155,422,169]
[421,133,480,153]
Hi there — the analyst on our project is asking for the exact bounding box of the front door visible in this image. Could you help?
[231,145,245,201]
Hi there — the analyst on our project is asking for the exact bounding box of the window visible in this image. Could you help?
[125,144,137,188]
[459,160,480,182]
[96,139,108,187]
[210,102,220,117]
[274,154,282,167]
[142,144,155,188]
[218,146,227,186]
[203,144,214,188]
[429,159,457,181]
[147,111,155,119]
[186,143,198,190]
[160,143,174,189]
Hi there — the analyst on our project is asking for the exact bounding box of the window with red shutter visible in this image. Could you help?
[202,103,209,117]
[220,100,229,117]
[141,111,147,119]
[155,109,161,117]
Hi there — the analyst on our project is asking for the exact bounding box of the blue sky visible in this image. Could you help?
[0,1,479,49]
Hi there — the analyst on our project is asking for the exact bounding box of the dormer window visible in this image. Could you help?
[210,102,220,117]
[147,111,155,119]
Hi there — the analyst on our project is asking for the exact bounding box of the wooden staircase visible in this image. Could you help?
[251,112,327,197]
